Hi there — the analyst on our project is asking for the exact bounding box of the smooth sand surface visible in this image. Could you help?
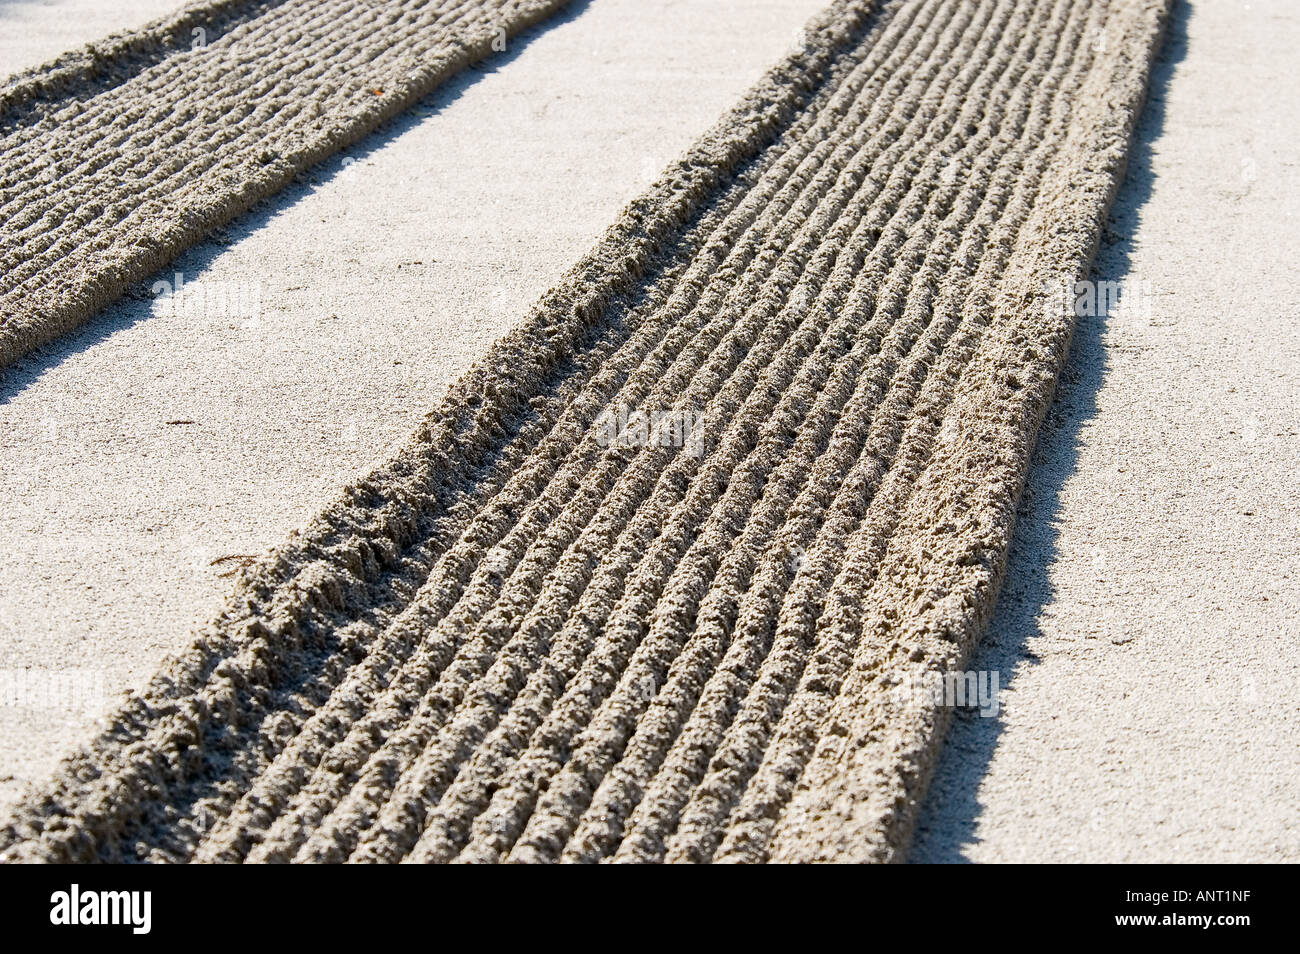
[0,0,826,817]
[912,0,1300,862]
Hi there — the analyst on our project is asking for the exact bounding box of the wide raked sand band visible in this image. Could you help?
[0,0,574,370]
[0,0,1170,862]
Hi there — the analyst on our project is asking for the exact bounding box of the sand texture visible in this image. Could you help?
[913,0,1300,863]
[0,0,829,819]
[0,0,1171,863]
[0,0,573,369]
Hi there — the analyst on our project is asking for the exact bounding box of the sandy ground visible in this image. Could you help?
[0,0,190,75]
[912,0,1300,862]
[0,0,827,818]
[1,0,1295,863]
[2,0,1173,864]
[1,0,587,370]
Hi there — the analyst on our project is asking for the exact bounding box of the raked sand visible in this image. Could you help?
[0,0,827,820]
[2,0,1171,862]
[0,0,1296,862]
[912,0,1300,863]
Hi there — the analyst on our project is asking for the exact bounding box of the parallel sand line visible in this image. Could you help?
[0,0,575,370]
[250,0,974,866]
[0,0,1170,863]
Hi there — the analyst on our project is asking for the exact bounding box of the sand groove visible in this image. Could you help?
[0,0,1169,862]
